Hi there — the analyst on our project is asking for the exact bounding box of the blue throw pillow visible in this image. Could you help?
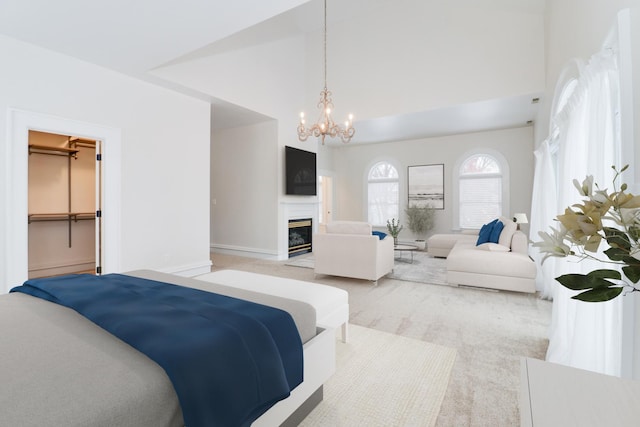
[489,220,504,243]
[372,231,387,240]
[476,219,499,245]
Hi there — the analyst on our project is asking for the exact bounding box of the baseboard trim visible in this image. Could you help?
[28,259,96,278]
[157,260,213,277]
[210,243,281,260]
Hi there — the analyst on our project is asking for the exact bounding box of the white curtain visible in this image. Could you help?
[529,138,558,299]
[541,46,623,376]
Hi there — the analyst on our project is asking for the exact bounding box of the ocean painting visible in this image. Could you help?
[408,164,444,209]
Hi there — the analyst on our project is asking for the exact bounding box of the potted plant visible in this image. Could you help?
[386,218,403,246]
[405,203,435,250]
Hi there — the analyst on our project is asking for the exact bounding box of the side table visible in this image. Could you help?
[394,244,418,263]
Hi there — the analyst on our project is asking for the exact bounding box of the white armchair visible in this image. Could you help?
[313,221,394,284]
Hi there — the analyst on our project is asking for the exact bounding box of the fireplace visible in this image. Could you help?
[288,218,312,257]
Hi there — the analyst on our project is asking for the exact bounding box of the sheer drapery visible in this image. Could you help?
[538,46,623,375]
[529,138,558,299]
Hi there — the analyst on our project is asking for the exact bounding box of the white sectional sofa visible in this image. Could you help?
[313,221,394,284]
[427,217,536,293]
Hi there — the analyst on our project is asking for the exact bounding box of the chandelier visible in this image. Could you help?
[297,0,355,144]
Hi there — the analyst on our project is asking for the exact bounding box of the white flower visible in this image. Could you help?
[532,225,572,264]
[573,175,594,196]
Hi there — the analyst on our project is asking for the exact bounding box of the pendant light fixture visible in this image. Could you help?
[297,0,355,144]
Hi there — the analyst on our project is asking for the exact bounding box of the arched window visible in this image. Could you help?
[367,161,399,226]
[458,154,502,229]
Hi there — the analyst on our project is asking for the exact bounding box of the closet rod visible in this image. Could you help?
[29,144,78,158]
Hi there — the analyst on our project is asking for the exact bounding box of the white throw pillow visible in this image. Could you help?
[498,216,518,248]
[477,242,511,252]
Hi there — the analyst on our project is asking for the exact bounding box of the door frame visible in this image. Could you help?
[4,108,122,292]
[318,172,334,231]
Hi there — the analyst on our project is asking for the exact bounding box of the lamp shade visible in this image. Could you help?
[513,213,528,224]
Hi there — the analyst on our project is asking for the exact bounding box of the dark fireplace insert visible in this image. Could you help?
[288,218,312,257]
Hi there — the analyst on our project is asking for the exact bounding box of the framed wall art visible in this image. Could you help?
[408,164,444,209]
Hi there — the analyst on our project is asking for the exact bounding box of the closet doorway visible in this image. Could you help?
[27,131,102,278]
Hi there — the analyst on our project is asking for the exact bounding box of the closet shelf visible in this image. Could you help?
[68,137,97,149]
[28,212,96,223]
[29,144,79,157]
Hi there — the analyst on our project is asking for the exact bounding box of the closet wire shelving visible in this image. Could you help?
[28,137,96,248]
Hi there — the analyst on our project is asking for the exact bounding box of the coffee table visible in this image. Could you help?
[394,244,418,263]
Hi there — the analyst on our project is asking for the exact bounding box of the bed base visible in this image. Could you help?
[281,386,323,427]
[252,326,335,426]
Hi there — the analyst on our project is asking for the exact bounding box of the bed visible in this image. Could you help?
[0,270,335,427]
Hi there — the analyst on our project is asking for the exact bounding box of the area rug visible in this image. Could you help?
[299,324,457,427]
[387,252,448,286]
[285,252,449,286]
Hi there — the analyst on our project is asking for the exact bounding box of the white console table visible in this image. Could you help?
[520,357,640,426]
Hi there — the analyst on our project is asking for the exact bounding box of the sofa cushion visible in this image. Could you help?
[448,245,536,279]
[427,233,478,257]
[476,242,511,252]
[326,221,372,235]
[498,216,518,248]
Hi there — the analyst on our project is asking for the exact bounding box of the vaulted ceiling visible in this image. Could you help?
[0,0,546,144]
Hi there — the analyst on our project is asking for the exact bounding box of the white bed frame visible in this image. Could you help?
[253,326,335,426]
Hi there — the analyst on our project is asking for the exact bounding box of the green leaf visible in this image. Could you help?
[621,256,640,269]
[604,247,628,262]
[604,227,631,250]
[587,269,622,280]
[628,226,640,242]
[556,270,620,290]
[623,265,640,283]
[572,286,624,302]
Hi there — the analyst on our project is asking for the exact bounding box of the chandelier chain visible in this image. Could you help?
[323,0,327,90]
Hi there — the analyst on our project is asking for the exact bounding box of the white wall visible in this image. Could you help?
[211,120,279,257]
[327,126,534,239]
[0,34,212,292]
[152,2,545,258]
[154,35,309,259]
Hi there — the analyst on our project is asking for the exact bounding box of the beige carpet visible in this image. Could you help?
[300,324,456,427]
[211,253,552,426]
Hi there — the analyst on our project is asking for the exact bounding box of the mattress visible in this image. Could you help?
[128,270,317,344]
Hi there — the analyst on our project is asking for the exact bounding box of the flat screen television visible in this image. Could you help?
[285,146,317,196]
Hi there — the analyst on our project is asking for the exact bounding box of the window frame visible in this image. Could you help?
[366,160,400,227]
[452,149,510,230]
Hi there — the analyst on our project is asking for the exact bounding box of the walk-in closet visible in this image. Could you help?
[28,131,99,278]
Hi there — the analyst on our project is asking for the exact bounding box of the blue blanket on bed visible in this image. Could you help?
[11,273,303,427]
